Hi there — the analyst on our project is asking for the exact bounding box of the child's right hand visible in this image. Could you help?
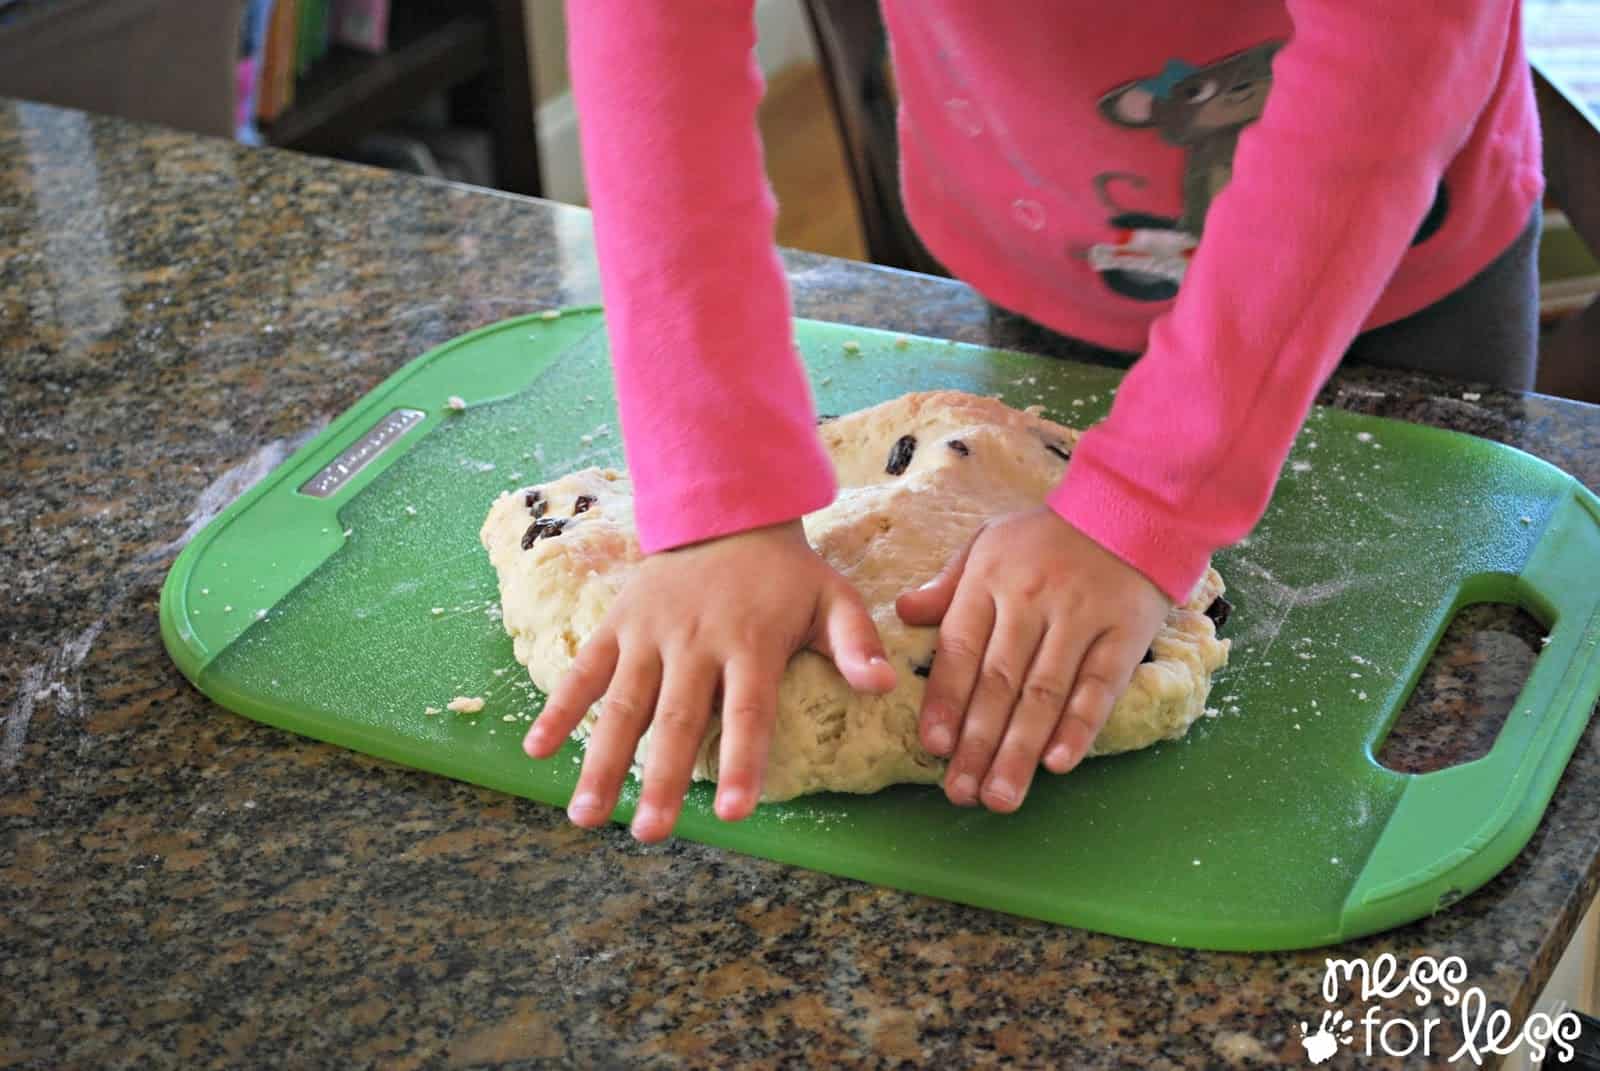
[523,518,897,842]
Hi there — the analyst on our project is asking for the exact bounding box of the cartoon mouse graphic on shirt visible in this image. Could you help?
[1087,42,1448,301]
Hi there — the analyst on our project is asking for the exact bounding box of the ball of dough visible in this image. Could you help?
[481,391,1230,802]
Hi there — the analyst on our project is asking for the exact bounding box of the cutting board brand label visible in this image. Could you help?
[299,408,427,498]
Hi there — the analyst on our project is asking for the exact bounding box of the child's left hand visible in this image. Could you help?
[895,506,1170,813]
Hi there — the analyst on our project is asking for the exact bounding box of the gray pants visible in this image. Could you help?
[986,206,1542,391]
[1344,205,1541,391]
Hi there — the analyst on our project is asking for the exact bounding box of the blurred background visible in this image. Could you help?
[0,0,1593,398]
[0,1,855,246]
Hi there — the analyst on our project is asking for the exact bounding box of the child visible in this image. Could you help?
[524,1,1544,842]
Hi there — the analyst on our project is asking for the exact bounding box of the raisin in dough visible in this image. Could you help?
[481,391,1230,802]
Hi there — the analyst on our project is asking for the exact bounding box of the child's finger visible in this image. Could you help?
[811,578,896,694]
[1044,629,1140,774]
[526,630,619,758]
[895,535,976,627]
[629,654,719,842]
[711,653,783,822]
[566,649,662,828]
[917,589,995,763]
[979,621,1087,813]
[943,605,1043,807]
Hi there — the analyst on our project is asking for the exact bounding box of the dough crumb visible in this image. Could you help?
[446,395,467,411]
[424,706,442,715]
[540,309,562,320]
[842,340,861,354]
[404,505,417,516]
[1462,391,1481,401]
[431,607,445,616]
[1213,1032,1269,1062]
[447,696,485,714]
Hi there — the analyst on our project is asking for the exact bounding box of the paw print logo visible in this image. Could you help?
[1299,1010,1354,1064]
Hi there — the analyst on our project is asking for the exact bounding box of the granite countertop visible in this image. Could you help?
[3,99,1598,1070]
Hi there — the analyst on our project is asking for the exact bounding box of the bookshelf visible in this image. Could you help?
[262,0,541,197]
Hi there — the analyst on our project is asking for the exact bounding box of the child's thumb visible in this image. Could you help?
[895,538,974,626]
[811,582,897,695]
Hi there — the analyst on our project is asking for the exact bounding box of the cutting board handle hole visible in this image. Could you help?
[1375,600,1549,775]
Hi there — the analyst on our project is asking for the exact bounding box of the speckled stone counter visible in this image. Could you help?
[3,99,1598,1070]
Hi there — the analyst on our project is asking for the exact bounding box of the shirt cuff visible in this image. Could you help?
[1046,455,1214,605]
[633,441,838,555]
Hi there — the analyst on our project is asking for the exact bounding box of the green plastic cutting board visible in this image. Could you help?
[159,309,1600,951]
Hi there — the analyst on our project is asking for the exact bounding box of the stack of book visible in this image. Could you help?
[239,0,392,137]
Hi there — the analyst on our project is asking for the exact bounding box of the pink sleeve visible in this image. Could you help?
[568,0,836,554]
[1049,0,1528,603]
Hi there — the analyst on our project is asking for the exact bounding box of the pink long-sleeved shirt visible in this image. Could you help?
[568,1,1542,603]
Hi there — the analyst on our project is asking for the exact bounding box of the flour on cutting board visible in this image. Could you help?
[1215,413,1419,691]
[1221,549,1408,696]
[1225,558,1358,651]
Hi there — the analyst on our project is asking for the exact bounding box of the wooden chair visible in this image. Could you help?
[800,0,944,276]
[1531,62,1600,403]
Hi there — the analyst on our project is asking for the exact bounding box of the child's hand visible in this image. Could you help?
[523,519,896,842]
[895,507,1170,813]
